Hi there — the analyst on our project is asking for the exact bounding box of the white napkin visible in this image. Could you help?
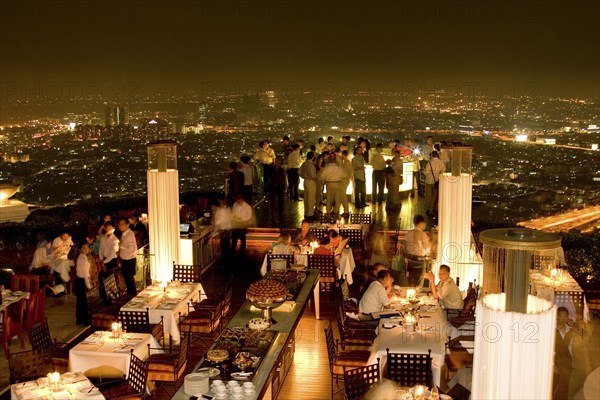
[459,340,475,348]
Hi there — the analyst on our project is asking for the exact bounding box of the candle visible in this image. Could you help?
[550,268,558,278]
[406,289,416,300]
[48,372,61,390]
[413,384,426,399]
[111,322,122,338]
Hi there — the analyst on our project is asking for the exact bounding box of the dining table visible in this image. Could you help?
[68,331,163,378]
[119,281,205,343]
[260,248,356,284]
[530,269,589,323]
[11,371,104,400]
[367,293,459,388]
[1,289,30,312]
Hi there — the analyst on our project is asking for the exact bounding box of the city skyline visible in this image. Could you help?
[1,0,599,104]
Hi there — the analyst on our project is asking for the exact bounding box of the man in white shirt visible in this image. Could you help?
[214,196,233,273]
[405,215,431,257]
[254,140,275,195]
[359,269,394,314]
[425,265,463,309]
[424,150,446,214]
[99,221,119,300]
[118,218,138,294]
[239,155,255,205]
[51,232,74,283]
[405,215,432,286]
[286,144,303,201]
[75,242,93,325]
[320,156,344,215]
[231,196,253,269]
[299,152,318,219]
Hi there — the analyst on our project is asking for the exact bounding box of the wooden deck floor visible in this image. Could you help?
[253,192,429,231]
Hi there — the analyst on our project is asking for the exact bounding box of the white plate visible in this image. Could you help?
[196,367,220,378]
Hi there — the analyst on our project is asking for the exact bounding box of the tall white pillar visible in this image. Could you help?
[147,141,180,282]
[435,146,481,290]
[472,294,556,399]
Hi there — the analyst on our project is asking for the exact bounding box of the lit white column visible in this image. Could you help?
[147,141,180,283]
[436,173,478,290]
[472,293,556,399]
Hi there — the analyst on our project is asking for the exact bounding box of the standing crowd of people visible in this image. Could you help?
[28,213,148,325]
[224,134,448,221]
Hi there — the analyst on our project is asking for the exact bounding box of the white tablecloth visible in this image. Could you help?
[69,331,162,377]
[530,270,589,322]
[11,372,104,400]
[260,249,356,284]
[119,282,205,343]
[1,290,30,312]
[368,297,457,387]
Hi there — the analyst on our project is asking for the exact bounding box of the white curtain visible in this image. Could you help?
[436,173,475,290]
[147,169,180,282]
[472,293,556,399]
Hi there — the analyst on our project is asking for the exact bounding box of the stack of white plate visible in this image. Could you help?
[184,373,209,396]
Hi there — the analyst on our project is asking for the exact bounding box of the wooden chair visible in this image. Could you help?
[349,212,372,225]
[445,336,474,380]
[385,348,432,387]
[311,228,328,241]
[7,348,53,383]
[324,322,370,399]
[87,285,120,330]
[100,350,149,400]
[179,294,223,346]
[103,274,135,305]
[343,361,380,400]
[118,308,164,347]
[172,263,202,283]
[267,253,295,270]
[1,298,26,356]
[146,333,190,387]
[28,318,69,372]
[24,287,46,331]
[339,228,364,252]
[10,274,40,292]
[335,302,376,350]
[308,254,337,291]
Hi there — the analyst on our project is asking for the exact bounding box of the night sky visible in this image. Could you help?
[1,0,599,99]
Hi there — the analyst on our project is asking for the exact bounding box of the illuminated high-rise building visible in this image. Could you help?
[104,103,112,127]
[266,90,276,108]
[114,105,128,125]
[198,102,208,124]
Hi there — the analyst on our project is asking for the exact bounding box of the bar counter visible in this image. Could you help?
[172,269,320,400]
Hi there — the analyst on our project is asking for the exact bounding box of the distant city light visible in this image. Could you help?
[515,135,528,142]
[68,122,76,131]
[592,144,599,151]
[413,148,421,155]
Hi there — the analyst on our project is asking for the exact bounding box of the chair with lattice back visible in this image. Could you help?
[340,228,365,251]
[312,228,328,241]
[343,361,380,400]
[385,348,432,387]
[267,253,295,271]
[172,263,202,283]
[87,285,120,330]
[555,290,585,322]
[100,350,148,400]
[28,318,69,372]
[349,213,372,225]
[147,332,190,386]
[7,348,54,383]
[324,322,370,399]
[118,308,164,347]
[308,254,337,291]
